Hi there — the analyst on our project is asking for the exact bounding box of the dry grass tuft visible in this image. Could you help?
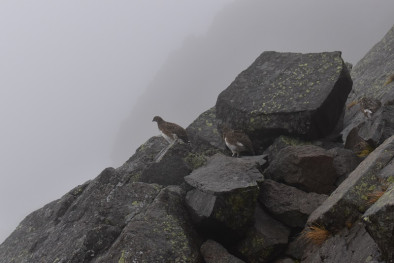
[300,225,330,245]
[347,100,358,109]
[366,190,385,205]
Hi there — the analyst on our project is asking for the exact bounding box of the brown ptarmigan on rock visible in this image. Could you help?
[152,116,189,144]
[222,126,255,157]
[347,96,382,119]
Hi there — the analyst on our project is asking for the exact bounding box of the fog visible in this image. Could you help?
[1,0,393,243]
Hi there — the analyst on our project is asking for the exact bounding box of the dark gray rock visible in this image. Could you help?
[93,186,202,263]
[343,25,394,148]
[258,179,327,228]
[186,107,227,154]
[264,135,310,161]
[200,240,245,263]
[236,206,290,263]
[363,184,394,262]
[185,154,263,236]
[117,136,194,186]
[288,221,382,263]
[308,135,394,233]
[139,141,193,185]
[0,167,202,262]
[274,258,295,263]
[327,147,362,186]
[216,51,352,150]
[264,145,338,194]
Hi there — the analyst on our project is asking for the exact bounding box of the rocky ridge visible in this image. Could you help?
[1,25,393,263]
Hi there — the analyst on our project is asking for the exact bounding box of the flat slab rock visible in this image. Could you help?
[216,51,352,147]
[185,153,264,233]
[308,135,394,232]
[185,153,264,194]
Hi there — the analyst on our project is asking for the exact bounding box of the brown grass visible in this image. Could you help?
[366,190,385,205]
[347,100,358,109]
[300,225,330,245]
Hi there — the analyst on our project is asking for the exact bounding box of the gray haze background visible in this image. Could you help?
[0,0,393,243]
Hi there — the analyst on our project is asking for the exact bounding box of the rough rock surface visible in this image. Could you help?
[0,169,202,262]
[343,25,394,147]
[216,51,352,148]
[200,239,245,263]
[116,136,195,186]
[186,107,227,153]
[287,221,381,263]
[258,179,327,228]
[363,184,394,262]
[185,154,264,237]
[236,206,290,263]
[308,135,394,232]
[264,145,338,194]
[327,147,361,185]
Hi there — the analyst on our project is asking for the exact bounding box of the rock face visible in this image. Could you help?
[216,51,352,149]
[308,135,394,232]
[236,206,290,263]
[363,184,394,262]
[0,169,202,262]
[259,179,327,228]
[184,154,264,238]
[287,221,381,263]
[3,27,394,263]
[264,145,339,194]
[343,25,394,148]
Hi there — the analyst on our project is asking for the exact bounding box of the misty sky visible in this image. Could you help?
[1,0,393,243]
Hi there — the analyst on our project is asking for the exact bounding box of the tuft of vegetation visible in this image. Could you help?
[366,190,386,205]
[357,144,375,158]
[300,225,330,245]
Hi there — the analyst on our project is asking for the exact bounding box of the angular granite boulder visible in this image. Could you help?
[258,179,327,228]
[264,145,338,194]
[216,51,352,148]
[117,136,194,186]
[363,184,394,262]
[0,169,202,262]
[235,206,290,263]
[308,135,394,232]
[186,107,227,154]
[185,154,264,238]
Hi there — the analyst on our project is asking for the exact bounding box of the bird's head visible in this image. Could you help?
[152,116,163,123]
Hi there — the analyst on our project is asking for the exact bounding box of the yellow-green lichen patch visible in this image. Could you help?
[213,187,258,230]
[183,153,207,170]
[118,250,126,263]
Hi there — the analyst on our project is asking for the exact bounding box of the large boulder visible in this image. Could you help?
[0,169,202,262]
[216,51,352,150]
[117,136,194,186]
[363,184,394,262]
[308,135,394,232]
[184,154,264,239]
[264,145,339,194]
[186,107,227,154]
[235,206,290,263]
[258,179,327,228]
[343,25,394,147]
[93,185,202,263]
